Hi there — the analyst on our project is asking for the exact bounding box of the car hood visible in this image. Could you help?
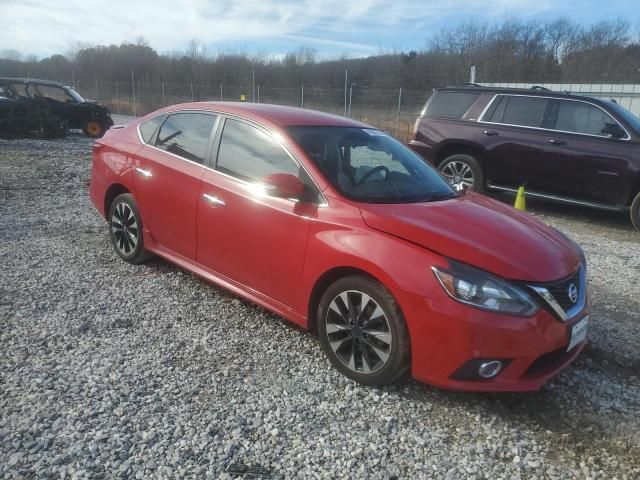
[359,192,581,282]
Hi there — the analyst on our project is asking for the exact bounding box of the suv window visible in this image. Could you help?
[486,95,550,128]
[424,91,481,119]
[554,100,619,137]
[216,118,299,182]
[140,114,166,144]
[154,113,216,164]
[34,85,69,102]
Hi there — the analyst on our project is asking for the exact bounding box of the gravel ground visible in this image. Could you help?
[0,126,639,479]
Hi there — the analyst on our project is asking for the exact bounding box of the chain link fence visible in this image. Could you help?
[70,79,429,143]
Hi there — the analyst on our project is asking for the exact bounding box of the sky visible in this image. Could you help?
[1,0,639,59]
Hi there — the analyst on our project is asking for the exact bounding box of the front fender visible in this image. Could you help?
[299,219,450,315]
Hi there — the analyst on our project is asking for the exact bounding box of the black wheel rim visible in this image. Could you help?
[111,202,138,255]
[325,290,392,374]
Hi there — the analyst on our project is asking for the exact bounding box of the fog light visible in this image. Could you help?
[478,361,503,378]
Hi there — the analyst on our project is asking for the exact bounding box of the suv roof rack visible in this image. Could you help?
[530,86,551,91]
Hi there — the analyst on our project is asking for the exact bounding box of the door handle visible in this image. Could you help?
[548,139,566,146]
[482,130,499,136]
[135,167,152,178]
[203,193,226,207]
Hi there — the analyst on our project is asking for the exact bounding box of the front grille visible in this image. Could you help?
[527,266,584,321]
[545,270,581,312]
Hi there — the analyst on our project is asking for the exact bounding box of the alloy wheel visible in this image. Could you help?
[325,290,393,374]
[441,160,474,191]
[111,202,139,255]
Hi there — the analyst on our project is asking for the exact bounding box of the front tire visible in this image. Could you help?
[83,120,106,138]
[631,191,640,231]
[317,275,410,386]
[108,193,153,264]
[438,153,485,192]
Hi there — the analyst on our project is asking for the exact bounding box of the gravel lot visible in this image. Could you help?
[1,124,639,479]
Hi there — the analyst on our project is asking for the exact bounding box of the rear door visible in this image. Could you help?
[132,111,218,259]
[541,99,632,205]
[197,117,318,308]
[479,94,551,189]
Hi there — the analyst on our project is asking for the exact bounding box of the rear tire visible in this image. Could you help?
[631,191,640,231]
[317,275,410,386]
[108,193,153,264]
[438,153,485,192]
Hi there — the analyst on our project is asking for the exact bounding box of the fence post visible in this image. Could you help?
[344,69,348,116]
[220,83,223,101]
[162,82,166,107]
[348,83,354,118]
[396,87,402,138]
[131,70,136,117]
[301,84,304,108]
[252,70,255,102]
[115,81,120,115]
[257,84,260,103]
[190,82,194,101]
[95,78,99,99]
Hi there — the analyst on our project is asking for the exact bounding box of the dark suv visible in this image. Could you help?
[0,78,113,138]
[409,85,640,229]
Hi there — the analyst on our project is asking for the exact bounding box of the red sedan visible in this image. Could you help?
[89,102,590,392]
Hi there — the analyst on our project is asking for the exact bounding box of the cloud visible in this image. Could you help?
[1,0,557,58]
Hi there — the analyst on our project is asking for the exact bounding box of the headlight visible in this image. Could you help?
[432,263,539,316]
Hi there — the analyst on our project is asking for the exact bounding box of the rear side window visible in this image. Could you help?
[424,91,481,119]
[154,113,216,164]
[139,114,166,144]
[216,118,299,182]
[486,95,550,128]
[554,100,617,137]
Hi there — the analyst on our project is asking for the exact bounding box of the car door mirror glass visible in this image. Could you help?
[601,123,625,139]
[261,173,305,200]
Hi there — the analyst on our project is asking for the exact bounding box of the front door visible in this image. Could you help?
[541,99,632,205]
[197,117,317,307]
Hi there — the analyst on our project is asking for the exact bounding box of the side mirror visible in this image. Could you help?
[261,173,305,200]
[601,123,625,139]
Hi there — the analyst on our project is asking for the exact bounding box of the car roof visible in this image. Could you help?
[158,101,373,128]
[437,85,611,105]
[0,77,68,88]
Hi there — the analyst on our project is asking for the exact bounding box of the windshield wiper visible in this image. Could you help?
[417,192,458,202]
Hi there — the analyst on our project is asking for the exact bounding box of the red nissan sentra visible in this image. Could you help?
[89,102,590,392]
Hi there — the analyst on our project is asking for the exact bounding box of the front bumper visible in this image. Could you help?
[392,286,591,392]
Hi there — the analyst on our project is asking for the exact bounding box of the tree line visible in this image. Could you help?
[1,16,639,92]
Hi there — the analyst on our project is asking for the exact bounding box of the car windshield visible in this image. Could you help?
[606,101,640,134]
[287,126,456,203]
[64,86,85,102]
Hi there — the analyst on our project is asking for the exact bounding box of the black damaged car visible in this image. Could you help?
[0,78,113,138]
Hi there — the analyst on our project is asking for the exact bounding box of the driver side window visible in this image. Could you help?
[36,85,69,102]
[216,118,300,182]
[554,100,621,137]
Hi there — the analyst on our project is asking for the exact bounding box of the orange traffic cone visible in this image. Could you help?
[514,185,526,211]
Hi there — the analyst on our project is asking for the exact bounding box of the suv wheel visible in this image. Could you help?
[317,275,410,386]
[439,154,485,192]
[83,120,106,138]
[631,191,640,231]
